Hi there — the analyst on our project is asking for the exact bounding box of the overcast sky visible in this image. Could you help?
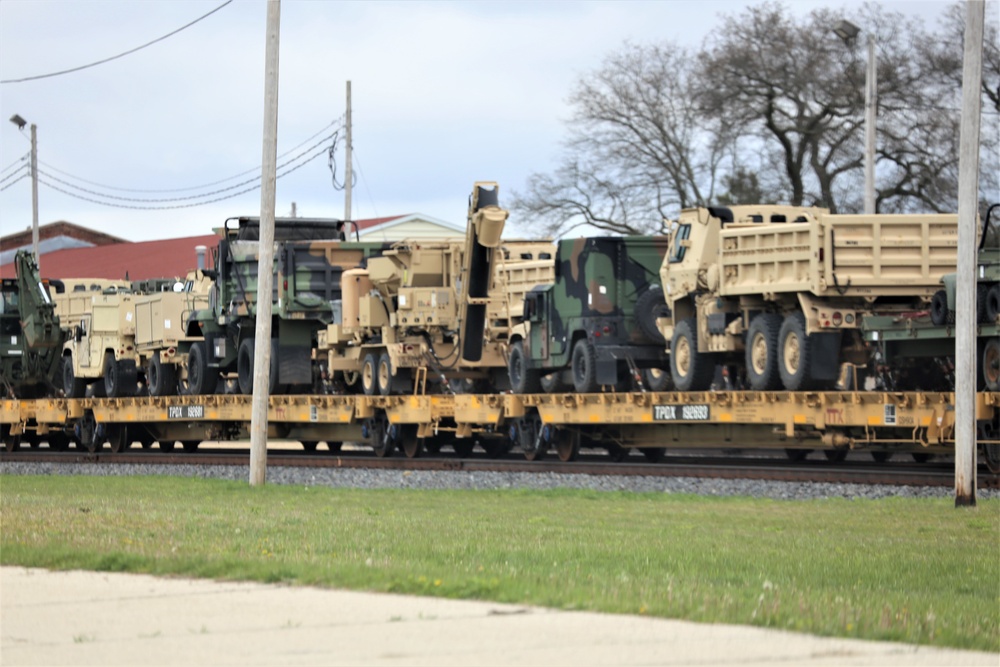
[0,0,957,242]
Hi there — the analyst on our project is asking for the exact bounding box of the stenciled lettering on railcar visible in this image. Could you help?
[653,404,710,421]
[168,405,205,419]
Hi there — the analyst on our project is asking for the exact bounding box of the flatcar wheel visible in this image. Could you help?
[516,416,545,461]
[399,426,423,459]
[641,447,665,463]
[300,441,318,452]
[823,449,848,462]
[325,441,343,453]
[983,444,1000,474]
[982,338,1000,392]
[605,444,630,462]
[554,430,580,462]
[106,424,129,454]
[2,425,20,453]
[784,448,810,462]
[366,415,394,458]
[871,451,893,463]
[911,452,934,463]
[182,441,200,453]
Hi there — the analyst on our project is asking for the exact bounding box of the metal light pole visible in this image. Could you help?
[8,114,39,269]
[833,20,877,214]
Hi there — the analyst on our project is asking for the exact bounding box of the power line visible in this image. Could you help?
[1,0,234,84]
[38,116,345,193]
[0,153,28,176]
[0,172,29,192]
[0,162,28,186]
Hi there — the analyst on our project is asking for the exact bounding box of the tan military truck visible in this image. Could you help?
[52,279,135,398]
[656,205,958,391]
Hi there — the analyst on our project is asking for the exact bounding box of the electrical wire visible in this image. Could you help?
[0,153,28,176]
[0,163,28,185]
[35,131,336,203]
[1,1,234,84]
[0,172,29,192]
[37,116,345,193]
[36,141,331,210]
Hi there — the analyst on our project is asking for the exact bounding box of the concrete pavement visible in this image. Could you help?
[1,567,996,666]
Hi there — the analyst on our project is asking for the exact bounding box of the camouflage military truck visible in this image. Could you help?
[0,251,65,400]
[506,236,671,394]
[183,216,389,395]
[316,182,528,395]
[54,278,137,398]
[859,203,999,391]
[656,205,959,391]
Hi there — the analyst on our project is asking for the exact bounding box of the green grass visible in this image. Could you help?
[1,475,997,651]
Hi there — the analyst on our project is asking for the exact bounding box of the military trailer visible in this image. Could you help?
[656,205,960,391]
[0,251,65,399]
[316,182,526,395]
[507,236,671,394]
[183,216,389,395]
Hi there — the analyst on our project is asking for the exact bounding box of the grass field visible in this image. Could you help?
[1,475,997,651]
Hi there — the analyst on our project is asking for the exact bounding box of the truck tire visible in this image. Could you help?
[983,337,1000,392]
[635,286,669,345]
[976,283,989,323]
[540,372,569,394]
[508,340,542,394]
[777,312,814,391]
[571,338,599,393]
[237,338,281,395]
[62,356,87,399]
[103,354,136,398]
[930,290,951,326]
[147,354,177,397]
[187,341,218,395]
[745,314,782,391]
[361,352,379,396]
[644,367,673,392]
[377,352,394,397]
[986,284,1000,324]
[671,318,714,391]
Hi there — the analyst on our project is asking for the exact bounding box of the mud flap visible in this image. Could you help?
[810,332,842,381]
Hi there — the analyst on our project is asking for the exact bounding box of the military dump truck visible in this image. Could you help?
[0,251,65,399]
[183,216,389,395]
[54,278,137,398]
[506,236,671,394]
[656,205,959,391]
[859,204,999,391]
[316,182,526,395]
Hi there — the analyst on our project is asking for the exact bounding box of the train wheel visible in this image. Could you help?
[508,341,542,394]
[159,440,176,453]
[325,441,343,453]
[605,444,630,462]
[107,425,129,453]
[571,339,599,394]
[515,416,545,461]
[2,425,20,452]
[746,314,782,391]
[642,447,665,463]
[784,448,810,461]
[63,356,87,398]
[187,342,218,395]
[671,318,714,391]
[301,441,318,452]
[871,451,893,463]
[823,449,848,462]
[361,353,378,396]
[399,426,423,459]
[366,415,394,458]
[982,338,1000,392]
[182,441,200,453]
[554,430,580,462]
[377,353,394,397]
[911,452,934,463]
[983,444,1000,474]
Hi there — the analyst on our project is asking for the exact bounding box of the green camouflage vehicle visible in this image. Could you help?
[507,236,671,394]
[184,216,389,395]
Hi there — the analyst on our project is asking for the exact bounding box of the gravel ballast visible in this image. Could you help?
[2,461,996,500]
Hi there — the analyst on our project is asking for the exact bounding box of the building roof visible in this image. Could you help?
[0,220,130,266]
[350,214,464,240]
[0,234,219,281]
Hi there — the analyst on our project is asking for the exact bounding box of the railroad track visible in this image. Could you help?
[3,448,997,489]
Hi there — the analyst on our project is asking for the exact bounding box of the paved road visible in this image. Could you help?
[1,567,996,666]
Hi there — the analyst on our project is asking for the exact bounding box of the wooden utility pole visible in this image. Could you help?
[344,80,353,223]
[863,34,876,215]
[955,0,984,507]
[250,0,281,487]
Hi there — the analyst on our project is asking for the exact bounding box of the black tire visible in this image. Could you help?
[634,286,669,345]
[103,354,136,398]
[986,284,1000,324]
[644,367,673,392]
[147,354,178,397]
[238,338,281,395]
[361,352,378,396]
[976,283,989,324]
[745,314,782,391]
[777,312,814,391]
[63,356,86,398]
[671,318,714,391]
[508,340,541,394]
[982,337,1000,392]
[571,338,599,393]
[930,290,951,326]
[187,342,218,395]
[377,352,393,397]
[540,372,569,394]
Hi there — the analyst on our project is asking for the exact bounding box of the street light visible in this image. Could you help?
[832,20,876,214]
[8,114,40,268]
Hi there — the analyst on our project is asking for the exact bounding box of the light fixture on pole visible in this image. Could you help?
[8,113,40,268]
[832,19,876,214]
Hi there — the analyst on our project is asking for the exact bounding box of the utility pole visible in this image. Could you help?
[344,80,352,223]
[8,115,40,270]
[863,34,876,215]
[250,0,281,487]
[955,0,984,507]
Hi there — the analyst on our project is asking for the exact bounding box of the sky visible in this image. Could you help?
[0,0,959,243]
